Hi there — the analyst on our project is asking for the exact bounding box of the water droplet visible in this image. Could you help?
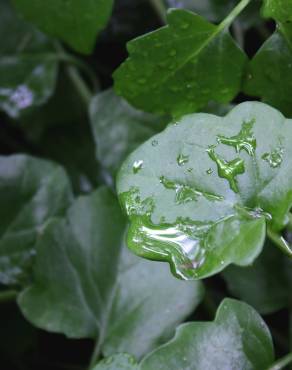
[177,153,189,166]
[187,168,193,173]
[152,140,158,147]
[217,118,256,156]
[207,147,245,193]
[133,160,144,174]
[206,168,213,175]
[262,147,284,168]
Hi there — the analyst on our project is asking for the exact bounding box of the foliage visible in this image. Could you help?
[0,0,292,369]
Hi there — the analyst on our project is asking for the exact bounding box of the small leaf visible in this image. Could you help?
[90,89,167,177]
[262,0,292,23]
[223,242,292,314]
[140,299,274,370]
[93,354,138,370]
[18,188,204,358]
[12,0,114,54]
[117,102,292,280]
[114,8,247,117]
[0,154,73,286]
[0,0,58,118]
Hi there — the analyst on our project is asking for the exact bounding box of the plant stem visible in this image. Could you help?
[149,0,166,24]
[54,42,93,106]
[219,0,251,31]
[267,353,292,370]
[0,290,17,303]
[267,229,292,257]
[88,337,103,370]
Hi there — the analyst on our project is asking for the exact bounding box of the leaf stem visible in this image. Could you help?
[88,336,103,370]
[267,353,292,370]
[149,0,166,24]
[0,290,17,303]
[54,42,93,106]
[219,0,251,31]
[267,229,292,257]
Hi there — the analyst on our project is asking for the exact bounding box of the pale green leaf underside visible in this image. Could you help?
[98,299,274,370]
[117,102,292,280]
[12,0,114,54]
[18,188,203,358]
[114,8,246,117]
[0,154,73,286]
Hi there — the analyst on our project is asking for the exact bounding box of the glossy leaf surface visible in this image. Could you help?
[262,0,292,23]
[118,102,292,280]
[12,0,114,54]
[140,299,274,370]
[0,0,58,118]
[114,8,247,117]
[0,155,73,286]
[19,188,204,358]
[223,242,292,314]
[90,89,166,177]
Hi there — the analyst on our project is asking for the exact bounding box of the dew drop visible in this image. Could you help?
[206,168,213,175]
[152,140,158,147]
[133,160,144,174]
[177,153,189,166]
[262,147,284,168]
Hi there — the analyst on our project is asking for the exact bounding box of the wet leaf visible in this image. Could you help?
[117,102,292,280]
[140,299,274,370]
[114,8,247,117]
[18,188,204,358]
[0,154,73,286]
[12,0,114,54]
[90,89,167,177]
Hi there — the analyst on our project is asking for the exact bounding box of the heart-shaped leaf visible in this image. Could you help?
[223,241,292,314]
[97,299,274,370]
[0,0,58,118]
[90,89,167,177]
[139,298,274,370]
[18,188,204,358]
[12,0,114,54]
[0,154,73,286]
[117,102,292,280]
[113,8,247,117]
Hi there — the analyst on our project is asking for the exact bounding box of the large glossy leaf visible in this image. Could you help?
[113,8,247,117]
[90,89,166,177]
[223,241,291,314]
[18,188,204,359]
[0,0,58,118]
[117,102,292,280]
[12,0,114,54]
[0,154,73,286]
[140,299,274,370]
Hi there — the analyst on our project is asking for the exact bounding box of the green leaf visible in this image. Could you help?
[117,102,292,280]
[90,89,167,177]
[113,8,247,117]
[223,242,291,314]
[262,0,292,23]
[0,0,58,118]
[0,154,73,286]
[93,354,138,370]
[18,188,204,358]
[140,299,274,370]
[12,0,114,54]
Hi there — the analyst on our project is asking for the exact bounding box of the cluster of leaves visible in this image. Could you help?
[0,0,292,369]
